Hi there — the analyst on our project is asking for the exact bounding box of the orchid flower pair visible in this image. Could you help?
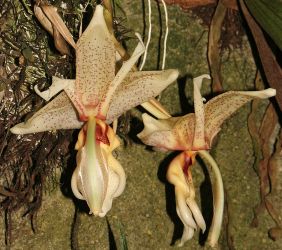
[10,5,178,216]
[138,75,276,246]
[9,2,276,247]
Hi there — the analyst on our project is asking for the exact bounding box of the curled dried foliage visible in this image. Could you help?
[248,90,281,241]
[0,0,80,246]
[266,129,282,240]
[249,103,279,226]
[207,0,226,92]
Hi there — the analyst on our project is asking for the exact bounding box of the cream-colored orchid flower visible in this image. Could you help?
[138,75,276,246]
[10,5,179,217]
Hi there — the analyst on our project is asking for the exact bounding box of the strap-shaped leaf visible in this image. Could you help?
[245,0,282,51]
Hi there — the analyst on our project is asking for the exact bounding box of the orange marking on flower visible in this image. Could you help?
[96,124,109,145]
[182,151,196,177]
[79,114,88,122]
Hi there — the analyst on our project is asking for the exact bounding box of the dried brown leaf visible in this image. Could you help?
[221,0,238,10]
[240,0,282,111]
[250,103,279,230]
[208,0,227,92]
[53,27,71,56]
[34,3,75,55]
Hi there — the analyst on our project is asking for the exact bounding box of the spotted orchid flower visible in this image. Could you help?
[10,5,179,217]
[138,74,276,246]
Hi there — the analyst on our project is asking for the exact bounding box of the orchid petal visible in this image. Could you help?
[106,69,179,123]
[62,79,87,118]
[137,113,180,151]
[192,74,210,150]
[100,33,145,116]
[35,77,74,101]
[10,92,82,134]
[138,113,196,151]
[204,88,276,146]
[172,114,196,150]
[75,5,115,115]
[141,99,171,119]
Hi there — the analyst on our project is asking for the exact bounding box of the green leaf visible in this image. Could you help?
[118,221,128,250]
[244,0,282,51]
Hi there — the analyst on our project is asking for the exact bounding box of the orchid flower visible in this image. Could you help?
[138,74,276,246]
[10,5,179,217]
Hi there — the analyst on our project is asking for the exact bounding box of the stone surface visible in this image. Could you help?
[0,1,281,250]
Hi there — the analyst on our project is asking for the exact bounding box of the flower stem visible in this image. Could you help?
[198,150,224,248]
